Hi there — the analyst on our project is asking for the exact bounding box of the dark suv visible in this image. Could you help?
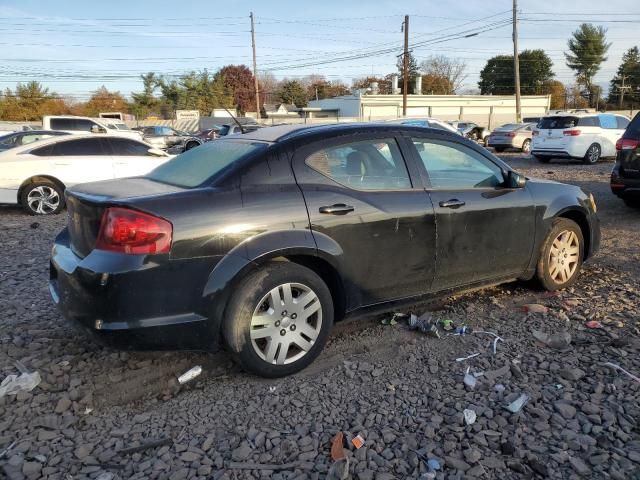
[611,112,640,207]
[50,124,600,377]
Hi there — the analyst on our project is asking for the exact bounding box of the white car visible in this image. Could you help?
[532,112,630,164]
[42,115,143,141]
[0,134,170,215]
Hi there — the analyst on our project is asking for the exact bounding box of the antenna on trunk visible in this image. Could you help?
[222,106,245,134]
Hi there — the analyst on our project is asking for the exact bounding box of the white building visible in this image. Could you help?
[308,93,551,128]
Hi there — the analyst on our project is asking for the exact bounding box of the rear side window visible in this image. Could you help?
[624,113,640,138]
[306,138,411,191]
[30,144,54,156]
[539,116,579,129]
[105,138,150,156]
[147,140,268,188]
[597,114,616,129]
[52,138,107,156]
[616,116,630,130]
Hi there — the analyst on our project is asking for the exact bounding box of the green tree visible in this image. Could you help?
[396,52,420,93]
[82,86,128,116]
[478,50,554,95]
[608,46,640,108]
[565,23,611,106]
[305,76,349,101]
[278,80,308,107]
[130,72,160,119]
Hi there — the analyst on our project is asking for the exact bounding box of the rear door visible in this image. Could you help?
[103,137,165,177]
[407,134,535,290]
[48,138,114,185]
[536,116,578,151]
[598,114,625,157]
[292,133,436,307]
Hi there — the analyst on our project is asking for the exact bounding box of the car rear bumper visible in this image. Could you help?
[50,228,220,351]
[488,141,518,149]
[611,168,640,197]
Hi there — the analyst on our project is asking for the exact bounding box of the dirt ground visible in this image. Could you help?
[1,152,639,479]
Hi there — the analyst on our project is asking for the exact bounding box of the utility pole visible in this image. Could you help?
[402,15,409,116]
[250,12,260,119]
[616,75,631,109]
[512,0,522,122]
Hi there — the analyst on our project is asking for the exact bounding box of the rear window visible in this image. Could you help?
[539,116,579,129]
[146,140,268,188]
[624,113,640,138]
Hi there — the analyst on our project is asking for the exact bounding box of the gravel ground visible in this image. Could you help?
[1,152,640,479]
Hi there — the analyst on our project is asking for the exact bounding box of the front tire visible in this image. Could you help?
[222,262,333,377]
[20,180,65,215]
[521,139,532,153]
[185,141,200,151]
[583,143,601,164]
[536,218,584,291]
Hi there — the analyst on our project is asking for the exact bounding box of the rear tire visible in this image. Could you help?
[536,218,584,291]
[583,143,601,164]
[222,262,334,378]
[20,180,65,215]
[521,139,531,153]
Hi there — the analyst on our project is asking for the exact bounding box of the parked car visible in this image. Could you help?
[50,123,600,377]
[610,112,640,207]
[218,123,262,136]
[487,123,534,153]
[0,130,69,152]
[450,122,491,144]
[195,128,221,142]
[531,112,630,164]
[134,126,203,152]
[0,134,169,215]
[386,118,462,135]
[43,115,143,141]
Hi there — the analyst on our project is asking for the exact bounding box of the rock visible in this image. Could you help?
[554,401,577,419]
[179,451,200,462]
[569,456,591,476]
[22,462,42,478]
[528,458,549,476]
[629,451,640,463]
[74,444,92,460]
[500,441,516,456]
[54,396,72,413]
[231,442,252,461]
[522,304,548,314]
[445,456,471,471]
[463,449,481,464]
[559,368,586,381]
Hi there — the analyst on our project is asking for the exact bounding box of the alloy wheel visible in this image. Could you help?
[548,230,580,284]
[522,140,531,153]
[250,282,322,365]
[27,186,60,214]
[587,145,600,163]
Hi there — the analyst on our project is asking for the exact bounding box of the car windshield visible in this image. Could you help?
[114,123,130,130]
[146,139,268,187]
[624,113,640,138]
[539,116,579,129]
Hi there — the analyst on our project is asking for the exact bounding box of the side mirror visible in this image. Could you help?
[148,148,167,157]
[507,171,527,188]
[90,125,106,134]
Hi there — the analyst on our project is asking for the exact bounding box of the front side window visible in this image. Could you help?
[106,138,150,156]
[147,139,268,188]
[412,138,504,189]
[20,134,52,145]
[306,138,411,191]
[52,138,106,156]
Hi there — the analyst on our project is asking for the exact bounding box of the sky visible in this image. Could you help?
[0,0,639,101]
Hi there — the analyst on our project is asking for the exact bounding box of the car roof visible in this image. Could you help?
[0,133,147,155]
[1,129,68,136]
[238,122,457,143]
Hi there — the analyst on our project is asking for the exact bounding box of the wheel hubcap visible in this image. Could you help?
[27,186,59,214]
[250,282,322,365]
[523,141,531,152]
[548,230,580,283]
[588,146,599,161]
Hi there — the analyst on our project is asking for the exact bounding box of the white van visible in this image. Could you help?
[42,115,142,141]
[531,112,630,164]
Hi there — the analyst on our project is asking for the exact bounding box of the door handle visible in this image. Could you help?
[439,199,466,208]
[319,204,354,215]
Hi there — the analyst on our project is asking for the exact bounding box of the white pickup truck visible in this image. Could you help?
[42,115,143,141]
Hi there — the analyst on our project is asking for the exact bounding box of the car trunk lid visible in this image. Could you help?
[535,116,578,149]
[66,178,186,258]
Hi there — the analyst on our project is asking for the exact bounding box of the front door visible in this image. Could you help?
[104,137,166,178]
[292,134,436,308]
[407,135,536,291]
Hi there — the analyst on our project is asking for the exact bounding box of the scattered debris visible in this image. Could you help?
[178,365,202,384]
[601,362,640,384]
[521,303,548,314]
[0,441,16,459]
[532,330,572,350]
[328,432,349,480]
[439,319,455,331]
[585,320,603,329]
[463,367,477,389]
[495,384,506,392]
[351,434,365,449]
[0,366,41,398]
[427,458,441,471]
[118,437,173,455]
[474,330,504,353]
[453,326,473,335]
[456,353,480,362]
[269,386,277,393]
[330,432,346,461]
[408,313,441,338]
[382,313,405,325]
[463,408,477,425]
[505,393,529,413]
[30,222,40,229]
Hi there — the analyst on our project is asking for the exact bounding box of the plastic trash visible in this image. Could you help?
[440,319,455,331]
[0,371,41,398]
[455,326,473,335]
[177,366,202,384]
[351,434,365,449]
[505,393,529,413]
[532,330,571,350]
[427,458,441,470]
[408,313,440,338]
[456,353,480,362]
[463,367,477,389]
[463,408,477,425]
[495,384,506,392]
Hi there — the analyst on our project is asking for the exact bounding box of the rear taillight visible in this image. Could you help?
[616,138,640,151]
[506,132,517,137]
[563,129,581,136]
[95,207,172,254]
[532,130,539,136]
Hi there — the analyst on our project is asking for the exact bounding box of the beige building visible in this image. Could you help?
[308,93,551,128]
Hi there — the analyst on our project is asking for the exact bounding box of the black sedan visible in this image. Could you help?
[611,112,640,207]
[50,124,600,377]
